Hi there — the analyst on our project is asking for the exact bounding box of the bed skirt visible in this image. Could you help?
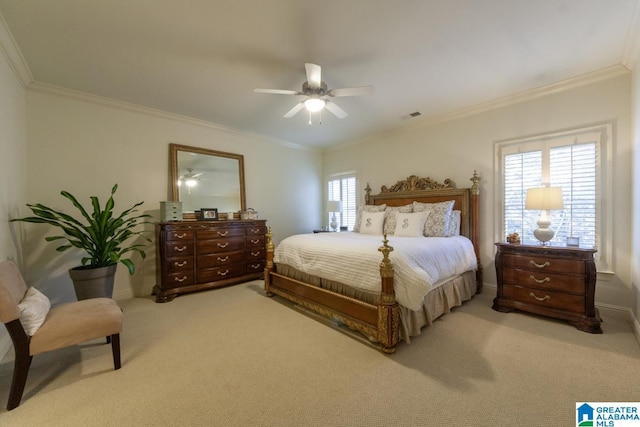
[274,264,477,343]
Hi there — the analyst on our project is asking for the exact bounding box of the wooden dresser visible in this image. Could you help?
[154,220,267,302]
[493,243,601,333]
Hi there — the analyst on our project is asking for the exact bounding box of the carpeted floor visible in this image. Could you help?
[0,281,638,426]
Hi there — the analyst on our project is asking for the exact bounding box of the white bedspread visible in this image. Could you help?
[273,232,477,311]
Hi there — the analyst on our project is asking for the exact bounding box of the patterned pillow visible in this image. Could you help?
[18,287,51,336]
[393,211,431,237]
[383,204,413,235]
[446,210,461,236]
[413,200,455,237]
[358,211,385,235]
[353,204,386,232]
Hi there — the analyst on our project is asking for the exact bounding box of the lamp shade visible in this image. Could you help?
[327,200,342,213]
[525,187,564,210]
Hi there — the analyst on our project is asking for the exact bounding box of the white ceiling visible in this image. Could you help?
[1,0,638,148]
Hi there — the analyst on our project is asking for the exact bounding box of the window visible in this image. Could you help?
[327,173,357,230]
[496,123,612,271]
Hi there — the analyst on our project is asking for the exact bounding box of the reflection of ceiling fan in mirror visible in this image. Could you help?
[254,63,374,123]
[178,168,204,194]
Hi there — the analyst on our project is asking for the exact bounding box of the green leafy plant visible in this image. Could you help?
[11,184,152,275]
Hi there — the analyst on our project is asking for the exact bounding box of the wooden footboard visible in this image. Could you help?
[264,228,400,353]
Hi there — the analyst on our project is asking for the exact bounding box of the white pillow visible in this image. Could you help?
[446,210,461,236]
[18,287,51,336]
[353,204,386,232]
[358,211,385,235]
[394,211,431,237]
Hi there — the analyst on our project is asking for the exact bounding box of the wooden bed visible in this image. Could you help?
[264,172,482,353]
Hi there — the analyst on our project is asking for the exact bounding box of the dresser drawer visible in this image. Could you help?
[197,237,245,253]
[197,228,245,239]
[166,257,194,274]
[502,253,584,275]
[165,242,194,258]
[246,236,265,248]
[502,284,585,314]
[502,268,585,295]
[165,229,195,241]
[246,261,265,273]
[166,271,195,288]
[197,264,245,283]
[246,225,266,236]
[246,248,265,261]
[197,251,245,268]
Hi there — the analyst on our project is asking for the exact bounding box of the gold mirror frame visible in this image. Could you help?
[169,143,246,218]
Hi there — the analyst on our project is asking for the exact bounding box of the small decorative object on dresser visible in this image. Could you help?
[493,243,601,333]
[200,208,218,220]
[154,219,267,302]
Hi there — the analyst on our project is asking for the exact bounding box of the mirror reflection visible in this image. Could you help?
[170,144,246,214]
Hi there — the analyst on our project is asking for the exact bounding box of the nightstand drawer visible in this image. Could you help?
[502,253,584,275]
[502,284,585,314]
[502,268,585,294]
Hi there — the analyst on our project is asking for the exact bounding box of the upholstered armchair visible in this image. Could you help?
[0,260,123,410]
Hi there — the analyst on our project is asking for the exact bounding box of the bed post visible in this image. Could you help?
[264,226,275,297]
[470,171,482,292]
[377,235,399,354]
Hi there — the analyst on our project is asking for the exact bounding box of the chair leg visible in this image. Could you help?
[110,334,121,370]
[7,353,32,410]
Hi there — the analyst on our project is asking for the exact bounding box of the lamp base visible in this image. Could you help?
[330,213,338,232]
[533,212,554,245]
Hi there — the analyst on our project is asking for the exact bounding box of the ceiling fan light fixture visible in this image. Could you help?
[304,98,326,112]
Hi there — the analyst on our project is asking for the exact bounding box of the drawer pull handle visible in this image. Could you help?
[251,251,260,257]
[529,292,550,302]
[530,260,550,269]
[217,270,229,276]
[217,242,229,248]
[217,256,229,262]
[250,228,260,234]
[217,231,229,236]
[174,261,187,267]
[250,239,260,244]
[250,264,260,269]
[529,275,550,284]
[174,246,187,252]
[174,233,187,239]
[175,276,187,283]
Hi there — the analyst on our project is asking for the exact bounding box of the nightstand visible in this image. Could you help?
[493,243,602,333]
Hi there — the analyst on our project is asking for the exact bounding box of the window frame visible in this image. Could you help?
[326,171,358,231]
[494,122,614,272]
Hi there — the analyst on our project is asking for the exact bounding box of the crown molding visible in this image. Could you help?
[327,65,630,152]
[0,10,32,87]
[27,81,318,153]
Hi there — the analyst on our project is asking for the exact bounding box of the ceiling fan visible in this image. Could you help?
[254,63,374,120]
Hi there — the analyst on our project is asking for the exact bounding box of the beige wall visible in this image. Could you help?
[632,51,640,338]
[0,45,27,357]
[22,88,323,302]
[324,72,633,310]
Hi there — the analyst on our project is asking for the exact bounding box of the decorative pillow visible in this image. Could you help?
[353,204,386,232]
[358,211,385,235]
[17,287,51,336]
[446,210,461,236]
[383,204,413,235]
[413,200,455,237]
[393,211,431,237]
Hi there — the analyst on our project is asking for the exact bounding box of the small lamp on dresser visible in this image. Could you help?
[327,200,342,232]
[525,186,564,245]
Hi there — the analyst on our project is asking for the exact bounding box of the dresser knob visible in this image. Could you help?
[250,264,260,269]
[251,251,260,257]
[174,246,187,252]
[529,275,550,284]
[529,292,550,302]
[217,242,229,248]
[175,276,187,283]
[250,228,259,234]
[217,270,229,276]
[217,231,229,236]
[217,256,229,262]
[174,261,187,267]
[250,239,260,244]
[529,260,550,269]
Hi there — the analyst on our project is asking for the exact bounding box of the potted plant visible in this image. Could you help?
[11,184,152,299]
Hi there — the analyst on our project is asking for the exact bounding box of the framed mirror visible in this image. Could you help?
[170,144,246,217]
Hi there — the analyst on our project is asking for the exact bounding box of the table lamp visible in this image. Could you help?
[525,186,564,245]
[327,200,342,232]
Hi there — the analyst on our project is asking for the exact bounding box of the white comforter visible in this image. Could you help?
[273,232,477,311]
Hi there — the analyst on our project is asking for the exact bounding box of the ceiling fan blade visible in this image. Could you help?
[329,85,375,97]
[305,63,322,89]
[283,102,305,118]
[254,88,299,95]
[325,101,348,119]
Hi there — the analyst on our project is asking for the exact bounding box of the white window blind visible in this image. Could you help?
[496,123,612,271]
[327,173,357,230]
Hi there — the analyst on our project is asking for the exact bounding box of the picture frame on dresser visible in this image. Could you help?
[200,208,218,220]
